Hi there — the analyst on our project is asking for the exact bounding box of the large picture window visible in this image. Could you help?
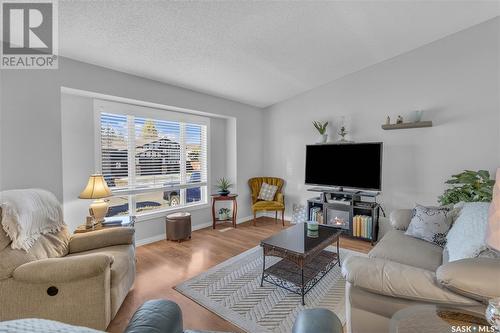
[97,101,208,217]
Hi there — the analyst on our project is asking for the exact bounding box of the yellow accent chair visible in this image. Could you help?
[248,177,285,226]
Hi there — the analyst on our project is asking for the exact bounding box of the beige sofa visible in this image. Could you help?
[0,214,135,330]
[343,210,500,333]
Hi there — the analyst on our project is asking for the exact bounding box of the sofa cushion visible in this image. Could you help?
[0,226,70,280]
[436,257,500,303]
[369,230,442,271]
[389,209,412,231]
[252,200,284,211]
[68,244,134,287]
[342,256,478,305]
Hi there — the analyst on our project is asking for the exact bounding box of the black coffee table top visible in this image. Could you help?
[261,223,341,255]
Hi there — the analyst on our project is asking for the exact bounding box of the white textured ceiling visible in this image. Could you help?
[59,1,499,107]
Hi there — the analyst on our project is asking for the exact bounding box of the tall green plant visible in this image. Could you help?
[313,121,328,135]
[438,170,494,205]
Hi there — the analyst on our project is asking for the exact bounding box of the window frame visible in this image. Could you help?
[93,99,210,219]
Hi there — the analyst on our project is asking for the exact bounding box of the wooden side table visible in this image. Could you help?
[74,215,135,233]
[211,194,238,229]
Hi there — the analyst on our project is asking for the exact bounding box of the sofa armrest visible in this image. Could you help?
[292,308,342,333]
[342,256,478,305]
[389,209,412,231]
[69,227,135,253]
[13,253,113,283]
[437,258,500,303]
[124,299,183,333]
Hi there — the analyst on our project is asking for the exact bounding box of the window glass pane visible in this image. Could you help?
[135,189,181,214]
[134,117,181,188]
[186,124,203,183]
[186,186,202,203]
[106,195,130,217]
[101,113,128,188]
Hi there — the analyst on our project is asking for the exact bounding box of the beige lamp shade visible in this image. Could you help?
[79,174,112,199]
[487,168,500,252]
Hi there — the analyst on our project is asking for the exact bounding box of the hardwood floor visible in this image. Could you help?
[108,217,372,333]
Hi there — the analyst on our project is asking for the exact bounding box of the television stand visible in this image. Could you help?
[307,188,380,244]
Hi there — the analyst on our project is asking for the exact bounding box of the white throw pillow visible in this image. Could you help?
[445,202,490,262]
[258,182,278,201]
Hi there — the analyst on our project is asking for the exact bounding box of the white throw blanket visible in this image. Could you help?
[0,189,65,251]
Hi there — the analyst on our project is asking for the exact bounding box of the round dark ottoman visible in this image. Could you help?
[166,212,191,242]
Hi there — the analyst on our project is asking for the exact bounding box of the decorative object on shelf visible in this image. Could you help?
[385,116,390,125]
[313,121,329,143]
[79,173,112,226]
[336,116,353,143]
[291,204,307,224]
[438,169,494,205]
[85,216,94,229]
[396,115,403,124]
[218,208,231,221]
[411,110,424,123]
[215,177,232,196]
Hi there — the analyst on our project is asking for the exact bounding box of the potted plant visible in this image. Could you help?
[216,177,232,196]
[313,121,328,143]
[438,170,494,205]
[218,208,231,220]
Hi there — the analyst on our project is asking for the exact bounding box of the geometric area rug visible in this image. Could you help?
[175,246,366,333]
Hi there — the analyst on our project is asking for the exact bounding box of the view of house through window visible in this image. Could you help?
[99,109,208,217]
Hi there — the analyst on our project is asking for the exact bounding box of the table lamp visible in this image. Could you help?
[79,174,112,225]
[485,168,500,331]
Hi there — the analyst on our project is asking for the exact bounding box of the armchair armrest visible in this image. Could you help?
[124,299,183,333]
[437,257,500,302]
[342,256,478,305]
[276,192,284,204]
[389,209,412,231]
[13,253,113,283]
[69,227,135,254]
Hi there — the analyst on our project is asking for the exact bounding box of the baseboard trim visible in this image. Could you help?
[135,234,166,247]
[136,215,255,246]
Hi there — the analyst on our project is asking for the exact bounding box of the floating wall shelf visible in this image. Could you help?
[381,121,433,130]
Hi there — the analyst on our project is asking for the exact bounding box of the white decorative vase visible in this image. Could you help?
[317,134,328,144]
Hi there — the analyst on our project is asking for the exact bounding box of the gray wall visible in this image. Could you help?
[1,57,265,239]
[263,18,500,216]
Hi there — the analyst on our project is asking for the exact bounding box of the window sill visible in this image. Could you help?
[134,202,210,223]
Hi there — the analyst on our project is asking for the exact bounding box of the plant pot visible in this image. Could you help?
[218,190,230,196]
[317,134,328,144]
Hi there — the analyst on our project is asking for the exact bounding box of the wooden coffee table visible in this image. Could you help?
[260,223,342,305]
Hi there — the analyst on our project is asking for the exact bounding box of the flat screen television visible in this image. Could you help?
[305,143,383,191]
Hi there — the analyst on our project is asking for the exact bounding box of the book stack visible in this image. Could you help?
[353,215,372,239]
[309,207,324,224]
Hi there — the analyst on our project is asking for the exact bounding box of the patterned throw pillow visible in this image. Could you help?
[405,204,454,247]
[258,182,278,201]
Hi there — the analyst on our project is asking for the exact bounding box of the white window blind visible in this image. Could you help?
[100,112,208,194]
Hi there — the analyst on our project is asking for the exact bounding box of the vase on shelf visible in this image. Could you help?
[317,134,328,144]
[218,190,230,196]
